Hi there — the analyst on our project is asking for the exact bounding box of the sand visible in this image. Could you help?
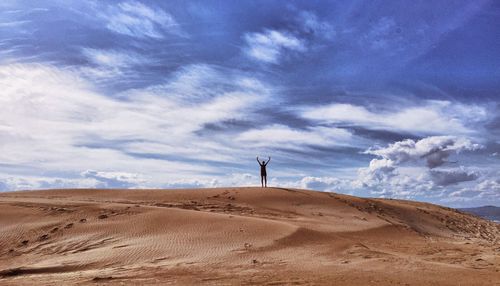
[0,187,498,285]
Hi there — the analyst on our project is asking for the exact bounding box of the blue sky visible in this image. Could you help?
[0,0,499,207]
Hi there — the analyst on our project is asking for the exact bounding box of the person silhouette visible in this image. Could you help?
[256,156,271,188]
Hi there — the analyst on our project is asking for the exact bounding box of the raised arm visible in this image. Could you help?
[256,156,262,166]
[265,156,271,165]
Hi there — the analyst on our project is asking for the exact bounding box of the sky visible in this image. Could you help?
[0,0,499,207]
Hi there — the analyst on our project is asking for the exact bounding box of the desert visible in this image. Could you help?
[0,187,498,285]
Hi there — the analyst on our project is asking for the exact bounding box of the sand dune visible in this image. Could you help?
[0,187,498,285]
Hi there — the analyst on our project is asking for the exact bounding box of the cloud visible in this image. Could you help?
[476,178,500,197]
[0,20,30,28]
[0,175,96,191]
[447,177,500,204]
[0,63,270,190]
[142,64,269,103]
[356,136,482,197]
[80,48,152,80]
[82,170,145,188]
[242,11,333,64]
[364,136,481,168]
[100,1,182,39]
[356,158,396,188]
[243,29,306,63]
[429,169,478,186]
[300,101,488,135]
[236,124,352,149]
[82,48,149,68]
[297,11,334,40]
[298,176,351,192]
[156,173,257,189]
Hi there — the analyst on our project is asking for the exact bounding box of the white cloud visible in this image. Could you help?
[142,64,268,103]
[244,29,306,63]
[0,175,98,191]
[100,1,182,39]
[298,176,351,192]
[0,171,260,192]
[80,48,151,80]
[448,177,500,203]
[82,48,148,68]
[0,63,269,189]
[356,136,482,197]
[236,124,352,149]
[364,136,481,168]
[300,101,488,135]
[82,170,146,188]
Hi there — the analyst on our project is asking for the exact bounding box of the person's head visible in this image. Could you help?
[261,160,265,164]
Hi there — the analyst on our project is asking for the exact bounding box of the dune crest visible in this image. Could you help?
[0,187,498,285]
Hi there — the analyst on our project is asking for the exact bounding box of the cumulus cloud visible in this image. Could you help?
[100,1,182,38]
[357,136,482,197]
[364,136,481,168]
[244,29,306,63]
[300,101,488,135]
[356,158,396,187]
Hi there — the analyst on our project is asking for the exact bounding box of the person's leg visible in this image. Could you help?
[264,175,267,188]
[261,175,264,187]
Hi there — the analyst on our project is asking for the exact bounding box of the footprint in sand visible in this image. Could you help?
[92,276,113,282]
[64,223,74,229]
[38,234,49,241]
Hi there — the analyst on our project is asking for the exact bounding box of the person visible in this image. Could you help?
[256,156,271,188]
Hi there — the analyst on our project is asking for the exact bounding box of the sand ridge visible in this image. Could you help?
[0,187,498,285]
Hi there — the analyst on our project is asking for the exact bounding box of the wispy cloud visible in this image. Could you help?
[300,101,488,135]
[141,64,270,103]
[80,48,152,80]
[99,1,182,39]
[297,11,334,40]
[82,48,149,68]
[236,124,353,149]
[0,63,269,190]
[0,1,498,208]
[243,29,306,63]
